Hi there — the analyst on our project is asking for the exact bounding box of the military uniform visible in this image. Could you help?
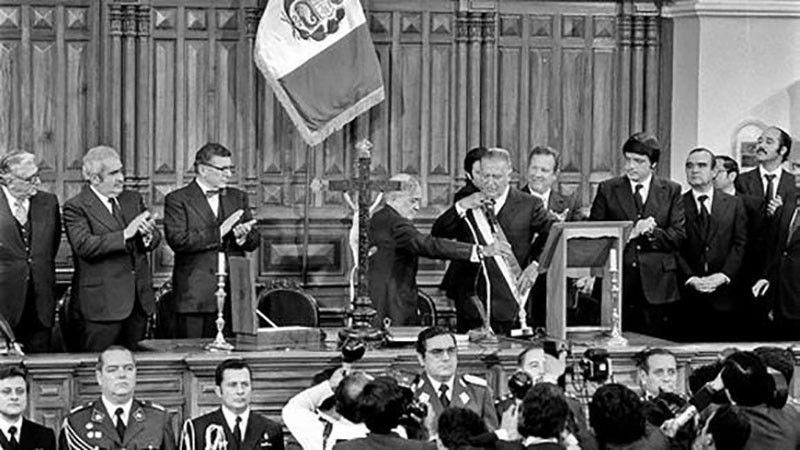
[59,398,176,450]
[413,373,498,435]
[179,408,283,450]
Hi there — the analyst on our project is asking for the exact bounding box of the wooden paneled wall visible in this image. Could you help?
[0,0,669,322]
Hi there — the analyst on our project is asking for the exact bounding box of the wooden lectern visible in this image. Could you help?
[538,221,632,340]
[229,256,323,349]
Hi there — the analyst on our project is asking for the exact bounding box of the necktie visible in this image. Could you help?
[697,195,710,230]
[634,184,645,217]
[438,384,450,408]
[206,189,219,198]
[8,426,19,450]
[115,407,126,440]
[12,200,27,226]
[764,174,776,202]
[233,416,243,446]
[110,198,124,226]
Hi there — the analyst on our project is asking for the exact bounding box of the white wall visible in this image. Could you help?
[665,0,800,181]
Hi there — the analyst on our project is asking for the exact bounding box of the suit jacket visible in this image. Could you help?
[164,181,260,313]
[521,185,584,222]
[180,408,284,450]
[368,204,474,326]
[59,397,175,450]
[764,189,800,320]
[590,176,685,305]
[0,190,60,327]
[435,188,553,322]
[677,190,747,311]
[332,433,435,450]
[0,418,56,450]
[742,404,800,450]
[413,373,498,436]
[63,186,160,321]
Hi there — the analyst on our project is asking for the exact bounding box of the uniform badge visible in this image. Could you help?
[92,411,104,423]
[459,392,470,405]
[85,423,94,430]
[133,408,145,422]
[418,392,430,404]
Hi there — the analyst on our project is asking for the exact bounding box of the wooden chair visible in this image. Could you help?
[416,290,438,327]
[150,281,177,339]
[256,279,319,327]
[54,286,83,352]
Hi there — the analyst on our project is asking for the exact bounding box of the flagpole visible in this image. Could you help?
[302,144,312,287]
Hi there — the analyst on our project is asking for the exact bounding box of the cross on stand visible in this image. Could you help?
[328,139,400,345]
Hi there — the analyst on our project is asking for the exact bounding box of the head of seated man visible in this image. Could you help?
[589,384,647,447]
[416,327,458,383]
[635,348,678,399]
[333,371,370,424]
[356,376,409,435]
[517,345,568,386]
[96,346,137,406]
[437,407,488,450]
[721,351,774,407]
[526,145,561,196]
[385,174,423,220]
[518,382,569,444]
[0,365,28,424]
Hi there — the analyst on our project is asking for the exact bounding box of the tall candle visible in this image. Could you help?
[217,252,226,275]
[609,248,617,270]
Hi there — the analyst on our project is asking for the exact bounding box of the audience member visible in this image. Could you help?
[63,146,160,351]
[369,173,508,326]
[678,148,747,341]
[181,359,283,450]
[164,142,260,338]
[693,405,751,450]
[635,348,678,399]
[59,346,174,450]
[752,346,795,409]
[432,147,488,333]
[283,368,369,450]
[413,327,498,436]
[436,407,489,450]
[333,376,436,450]
[517,383,569,449]
[0,365,55,450]
[587,383,669,450]
[588,132,685,339]
[0,150,60,353]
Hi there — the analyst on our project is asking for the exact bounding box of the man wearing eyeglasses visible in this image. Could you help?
[164,143,260,338]
[63,146,161,352]
[412,327,498,437]
[0,150,60,353]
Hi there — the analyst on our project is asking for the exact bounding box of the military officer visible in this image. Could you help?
[59,346,176,450]
[413,327,498,436]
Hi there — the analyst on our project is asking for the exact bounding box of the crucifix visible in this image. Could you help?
[328,139,400,344]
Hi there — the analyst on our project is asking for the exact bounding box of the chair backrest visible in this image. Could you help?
[257,279,319,327]
[416,290,437,327]
[152,281,177,339]
[55,286,83,352]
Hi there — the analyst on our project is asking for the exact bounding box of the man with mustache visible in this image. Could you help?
[0,150,60,353]
[63,146,161,351]
[59,346,175,450]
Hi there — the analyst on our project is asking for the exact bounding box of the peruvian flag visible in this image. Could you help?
[254,0,385,146]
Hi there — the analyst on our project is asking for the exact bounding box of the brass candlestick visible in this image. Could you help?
[606,248,628,347]
[206,252,234,352]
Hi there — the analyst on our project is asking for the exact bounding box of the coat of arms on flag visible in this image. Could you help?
[254,0,385,146]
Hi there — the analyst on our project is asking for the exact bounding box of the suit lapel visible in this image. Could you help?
[20,420,38,449]
[643,177,667,219]
[0,426,11,449]
[745,170,764,197]
[708,191,727,239]
[121,402,147,446]
[0,192,24,254]
[242,415,265,450]
[682,193,702,239]
[451,377,473,409]
[81,186,124,232]
[92,402,122,446]
[29,192,47,248]
[613,179,639,220]
[219,189,238,223]
[187,181,218,224]
[777,170,794,199]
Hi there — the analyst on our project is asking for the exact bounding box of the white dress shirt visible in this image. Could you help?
[196,178,220,217]
[221,406,250,440]
[628,173,653,206]
[101,397,133,428]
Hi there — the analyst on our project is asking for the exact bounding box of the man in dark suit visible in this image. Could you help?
[588,133,685,338]
[59,347,175,450]
[164,143,260,338]
[432,146,487,332]
[752,139,800,339]
[180,359,284,450]
[413,327,498,436]
[677,148,747,341]
[0,151,60,353]
[369,173,508,327]
[434,149,554,334]
[333,377,436,450]
[63,146,160,352]
[0,365,55,450]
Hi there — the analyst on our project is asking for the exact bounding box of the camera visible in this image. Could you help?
[580,348,611,383]
[508,370,534,401]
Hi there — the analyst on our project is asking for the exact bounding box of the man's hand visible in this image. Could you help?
[499,402,521,441]
[752,279,770,298]
[767,195,783,216]
[688,274,727,293]
[233,219,256,241]
[483,241,513,259]
[328,367,347,390]
[124,211,154,240]
[542,352,567,384]
[456,191,487,210]
[551,208,569,222]
[220,209,244,237]
[517,261,540,293]
[575,276,595,294]
[630,217,656,239]
[139,211,158,236]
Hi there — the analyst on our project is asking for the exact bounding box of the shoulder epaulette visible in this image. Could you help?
[140,399,166,411]
[462,374,488,387]
[69,401,94,414]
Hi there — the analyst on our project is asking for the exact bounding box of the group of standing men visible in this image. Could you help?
[369,126,799,341]
[0,142,259,354]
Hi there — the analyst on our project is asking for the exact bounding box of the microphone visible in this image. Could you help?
[482,198,498,231]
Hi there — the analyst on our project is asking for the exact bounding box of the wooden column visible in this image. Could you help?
[122,4,137,173]
[455,10,470,166]
[616,6,632,145]
[467,12,482,149]
[480,11,496,145]
[135,4,152,193]
[108,3,124,153]
[644,15,660,134]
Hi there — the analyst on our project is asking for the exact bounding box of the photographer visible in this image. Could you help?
[282,369,369,450]
[333,377,436,450]
[517,383,571,449]
[586,384,669,450]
